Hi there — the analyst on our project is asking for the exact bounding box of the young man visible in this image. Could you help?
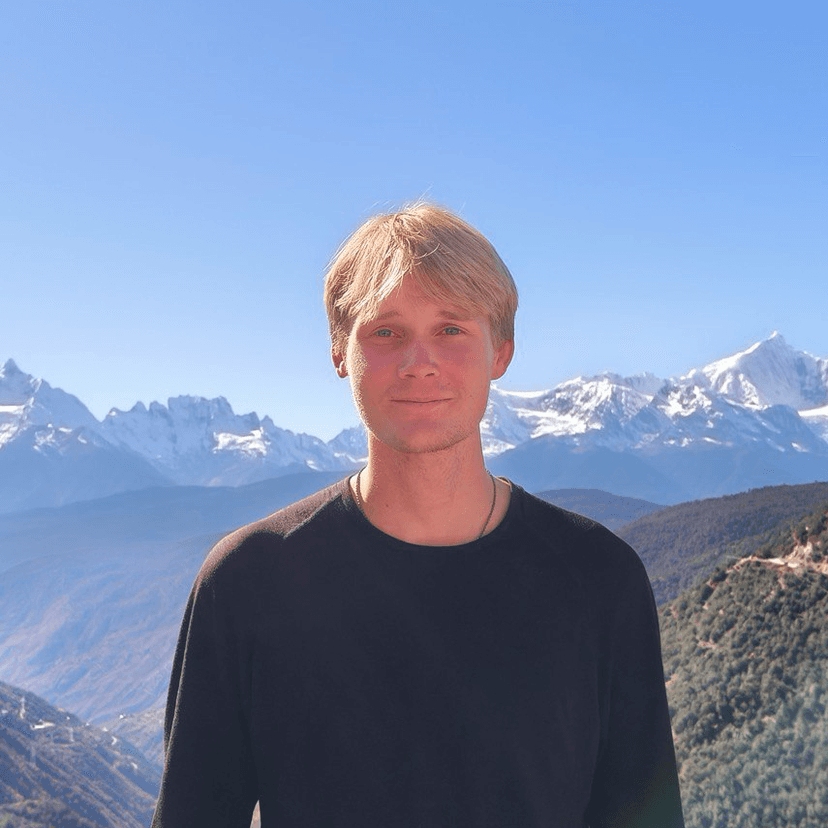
[152,204,684,827]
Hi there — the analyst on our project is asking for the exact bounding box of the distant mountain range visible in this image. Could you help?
[0,471,346,728]
[3,332,828,512]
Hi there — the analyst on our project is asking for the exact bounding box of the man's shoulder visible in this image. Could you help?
[511,485,646,580]
[198,476,351,582]
[513,484,622,543]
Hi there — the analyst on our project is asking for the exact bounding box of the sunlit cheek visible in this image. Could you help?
[441,348,471,364]
[341,348,362,382]
[363,349,399,372]
[440,343,482,366]
[346,346,398,384]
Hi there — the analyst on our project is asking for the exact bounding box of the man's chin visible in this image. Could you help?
[368,424,475,456]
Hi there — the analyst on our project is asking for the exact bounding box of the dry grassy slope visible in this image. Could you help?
[0,680,159,828]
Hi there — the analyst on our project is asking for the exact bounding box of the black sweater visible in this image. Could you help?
[152,479,684,827]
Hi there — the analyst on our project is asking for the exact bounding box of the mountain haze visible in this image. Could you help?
[534,488,664,530]
[0,471,345,724]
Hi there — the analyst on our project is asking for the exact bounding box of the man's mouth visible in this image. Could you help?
[391,398,451,404]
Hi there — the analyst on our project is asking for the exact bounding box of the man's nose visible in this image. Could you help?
[398,340,439,379]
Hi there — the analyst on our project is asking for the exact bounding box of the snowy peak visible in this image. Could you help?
[1,358,42,404]
[547,372,664,425]
[482,337,828,457]
[1,358,24,379]
[103,394,261,462]
[482,373,664,454]
[4,333,828,509]
[689,332,828,411]
[327,424,369,461]
[102,394,356,485]
[638,381,825,453]
[0,360,100,448]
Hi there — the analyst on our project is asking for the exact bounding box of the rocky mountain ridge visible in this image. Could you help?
[487,333,828,453]
[3,332,828,510]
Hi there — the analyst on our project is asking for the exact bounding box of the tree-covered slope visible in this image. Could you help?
[660,503,828,827]
[618,481,828,604]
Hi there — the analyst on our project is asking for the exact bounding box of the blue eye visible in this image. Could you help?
[375,328,394,337]
[443,326,462,335]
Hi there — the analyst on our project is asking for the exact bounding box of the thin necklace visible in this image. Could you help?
[353,469,498,540]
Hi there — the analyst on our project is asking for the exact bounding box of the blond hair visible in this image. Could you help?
[323,202,518,353]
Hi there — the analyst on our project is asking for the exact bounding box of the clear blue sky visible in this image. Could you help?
[2,1,826,440]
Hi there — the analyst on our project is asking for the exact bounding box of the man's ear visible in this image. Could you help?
[332,349,348,378]
[491,339,514,381]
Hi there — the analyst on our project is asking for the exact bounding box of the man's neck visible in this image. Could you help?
[351,435,511,546]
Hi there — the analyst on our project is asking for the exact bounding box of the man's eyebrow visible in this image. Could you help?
[437,308,474,320]
[366,308,474,322]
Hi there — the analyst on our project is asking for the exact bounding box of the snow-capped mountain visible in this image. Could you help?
[689,331,828,410]
[485,334,828,501]
[101,396,355,486]
[482,372,664,453]
[3,333,828,511]
[485,334,828,458]
[0,359,168,513]
[0,359,364,512]
[327,423,369,461]
[0,358,99,446]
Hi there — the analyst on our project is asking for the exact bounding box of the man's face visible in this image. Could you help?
[334,278,513,456]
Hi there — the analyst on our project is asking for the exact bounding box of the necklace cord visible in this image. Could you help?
[353,469,498,541]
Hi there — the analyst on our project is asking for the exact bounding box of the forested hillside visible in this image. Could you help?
[661,503,828,826]
[618,481,828,604]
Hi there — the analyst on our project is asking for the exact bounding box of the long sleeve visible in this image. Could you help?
[151,552,258,828]
[585,549,685,828]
